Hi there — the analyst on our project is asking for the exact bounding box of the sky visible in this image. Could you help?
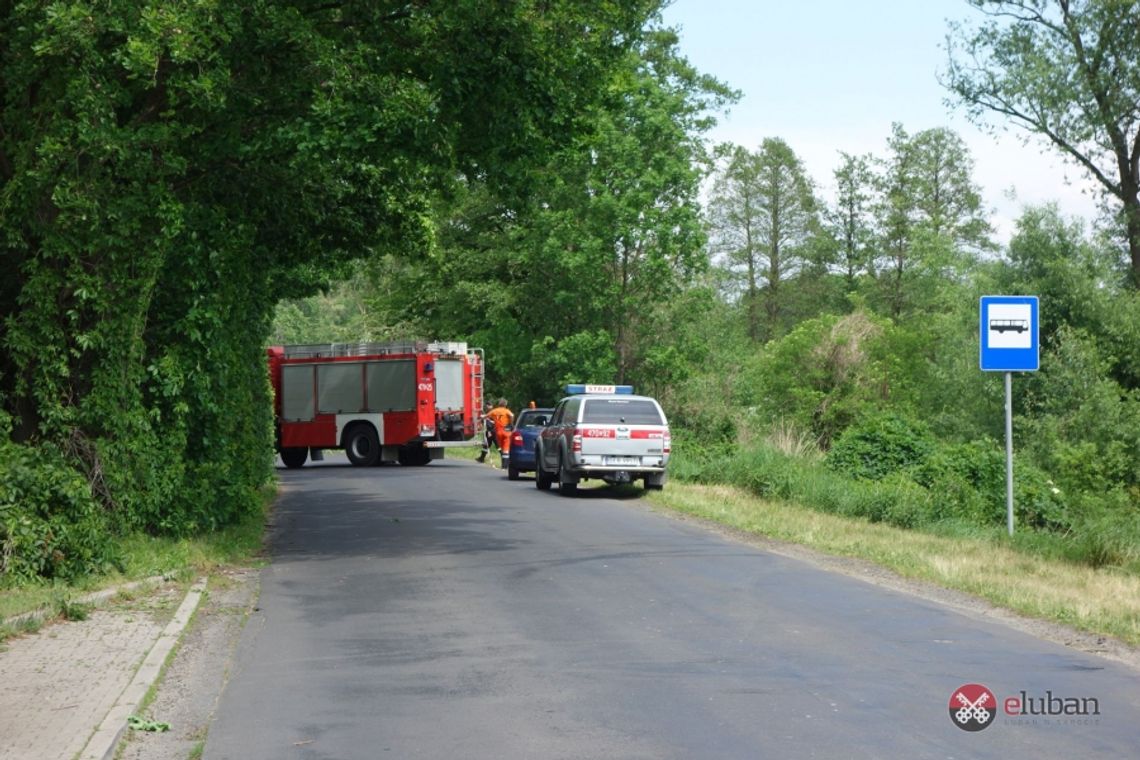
[659,0,1102,242]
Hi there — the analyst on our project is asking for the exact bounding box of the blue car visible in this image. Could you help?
[502,407,554,480]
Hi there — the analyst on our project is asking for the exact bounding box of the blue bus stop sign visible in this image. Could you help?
[980,295,1039,372]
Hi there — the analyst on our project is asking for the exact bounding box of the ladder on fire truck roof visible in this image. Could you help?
[280,341,427,359]
[281,341,481,360]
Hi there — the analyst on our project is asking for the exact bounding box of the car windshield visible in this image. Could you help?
[581,399,663,425]
[516,410,552,427]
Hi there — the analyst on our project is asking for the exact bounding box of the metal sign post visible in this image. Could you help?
[1004,372,1014,536]
[980,296,1040,537]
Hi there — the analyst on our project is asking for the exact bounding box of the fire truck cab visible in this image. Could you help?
[267,341,484,468]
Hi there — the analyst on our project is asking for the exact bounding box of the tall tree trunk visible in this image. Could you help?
[767,240,781,339]
[616,243,631,383]
[746,257,760,342]
[1125,188,1140,290]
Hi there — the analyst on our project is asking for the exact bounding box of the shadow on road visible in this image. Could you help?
[269,463,525,564]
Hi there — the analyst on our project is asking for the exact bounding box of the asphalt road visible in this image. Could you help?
[204,454,1140,759]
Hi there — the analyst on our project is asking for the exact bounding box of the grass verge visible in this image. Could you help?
[654,482,1140,648]
[0,484,272,632]
[449,444,490,463]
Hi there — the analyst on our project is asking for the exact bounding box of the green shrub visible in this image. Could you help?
[672,425,1137,572]
[670,408,738,447]
[911,440,1004,523]
[0,437,119,582]
[667,440,732,483]
[877,473,936,528]
[1013,463,1069,532]
[826,413,936,480]
[734,312,891,447]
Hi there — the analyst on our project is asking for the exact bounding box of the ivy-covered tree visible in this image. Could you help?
[0,1,661,575]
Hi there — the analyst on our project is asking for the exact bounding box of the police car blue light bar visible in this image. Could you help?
[564,384,634,395]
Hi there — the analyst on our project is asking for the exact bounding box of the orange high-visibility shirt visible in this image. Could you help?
[487,406,514,432]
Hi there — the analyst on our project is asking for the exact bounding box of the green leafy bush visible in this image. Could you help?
[735,312,890,447]
[876,473,936,528]
[0,433,119,582]
[673,443,939,529]
[826,413,936,481]
[910,440,1005,523]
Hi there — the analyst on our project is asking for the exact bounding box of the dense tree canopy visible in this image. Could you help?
[353,23,735,401]
[0,1,665,578]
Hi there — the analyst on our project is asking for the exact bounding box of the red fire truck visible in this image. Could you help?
[266,341,484,468]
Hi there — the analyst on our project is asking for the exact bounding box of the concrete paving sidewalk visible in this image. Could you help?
[0,579,205,760]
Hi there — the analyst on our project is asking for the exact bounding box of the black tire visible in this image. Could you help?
[344,424,380,467]
[280,447,308,469]
[557,450,578,496]
[535,446,553,490]
[645,482,664,491]
[508,465,520,481]
[398,444,431,466]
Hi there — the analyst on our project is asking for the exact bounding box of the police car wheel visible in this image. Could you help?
[557,452,578,496]
[535,449,553,490]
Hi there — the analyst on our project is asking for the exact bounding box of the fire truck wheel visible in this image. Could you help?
[280,447,308,469]
[344,424,380,467]
[397,445,431,466]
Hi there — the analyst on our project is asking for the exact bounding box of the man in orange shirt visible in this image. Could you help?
[486,398,514,458]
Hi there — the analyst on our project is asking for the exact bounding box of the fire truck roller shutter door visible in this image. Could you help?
[281,365,316,421]
[365,360,415,411]
[318,362,365,414]
[435,359,464,411]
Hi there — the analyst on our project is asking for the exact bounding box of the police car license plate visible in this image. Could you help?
[605,456,639,466]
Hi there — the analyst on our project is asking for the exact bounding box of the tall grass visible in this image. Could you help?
[670,441,1140,573]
